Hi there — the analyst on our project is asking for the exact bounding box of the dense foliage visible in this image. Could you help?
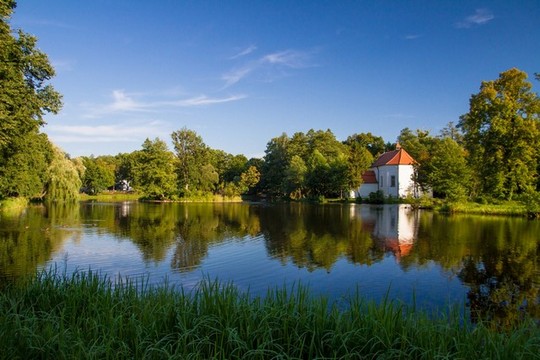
[0,1,80,202]
[459,68,540,200]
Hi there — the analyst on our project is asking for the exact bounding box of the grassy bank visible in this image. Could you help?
[79,192,142,202]
[1,270,538,359]
[436,201,530,217]
[405,196,540,217]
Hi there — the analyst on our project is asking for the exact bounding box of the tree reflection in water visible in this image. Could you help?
[0,201,538,328]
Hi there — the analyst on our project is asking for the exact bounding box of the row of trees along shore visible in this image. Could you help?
[1,1,540,204]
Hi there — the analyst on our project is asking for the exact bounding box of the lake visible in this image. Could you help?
[1,201,539,325]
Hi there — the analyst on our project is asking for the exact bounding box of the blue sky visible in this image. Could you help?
[11,1,540,158]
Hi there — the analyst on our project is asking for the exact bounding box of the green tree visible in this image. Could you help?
[45,146,82,202]
[439,121,464,144]
[171,127,214,196]
[306,129,346,161]
[221,154,248,183]
[345,132,386,157]
[239,165,261,195]
[133,138,177,200]
[305,149,331,197]
[261,133,290,197]
[459,68,540,199]
[0,131,52,199]
[426,138,471,200]
[262,129,353,199]
[0,1,62,150]
[0,1,62,200]
[284,155,307,199]
[343,137,374,192]
[81,156,115,194]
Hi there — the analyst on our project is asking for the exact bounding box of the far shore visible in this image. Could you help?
[2,193,539,218]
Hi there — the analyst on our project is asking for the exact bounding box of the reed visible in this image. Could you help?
[1,268,538,359]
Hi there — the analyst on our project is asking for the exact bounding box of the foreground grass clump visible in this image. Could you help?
[1,270,538,359]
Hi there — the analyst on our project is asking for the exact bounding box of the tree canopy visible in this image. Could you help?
[0,1,66,201]
[0,1,61,150]
[459,68,540,200]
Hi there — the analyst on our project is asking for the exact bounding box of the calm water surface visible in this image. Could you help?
[1,202,539,325]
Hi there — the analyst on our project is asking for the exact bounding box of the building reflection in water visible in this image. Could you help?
[353,205,419,261]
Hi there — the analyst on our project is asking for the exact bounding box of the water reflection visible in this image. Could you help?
[0,201,538,327]
[358,205,419,261]
[0,203,82,284]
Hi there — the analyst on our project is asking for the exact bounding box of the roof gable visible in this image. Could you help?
[361,170,377,183]
[372,148,415,167]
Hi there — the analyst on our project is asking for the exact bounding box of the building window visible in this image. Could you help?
[390,175,396,187]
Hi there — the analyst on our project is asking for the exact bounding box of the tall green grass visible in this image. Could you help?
[1,268,538,359]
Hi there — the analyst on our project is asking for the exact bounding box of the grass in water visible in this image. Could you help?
[0,268,538,359]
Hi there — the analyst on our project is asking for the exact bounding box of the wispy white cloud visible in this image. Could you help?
[109,90,146,112]
[455,9,494,29]
[83,90,246,118]
[166,94,247,106]
[404,34,421,40]
[261,50,311,68]
[222,49,314,87]
[47,121,169,143]
[222,67,255,87]
[229,45,257,60]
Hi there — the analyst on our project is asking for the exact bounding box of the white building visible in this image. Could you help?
[354,144,419,199]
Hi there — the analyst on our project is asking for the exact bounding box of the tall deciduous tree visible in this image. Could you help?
[0,1,61,150]
[81,156,115,194]
[239,165,260,194]
[262,133,290,197]
[45,146,81,202]
[459,68,540,199]
[133,138,177,200]
[171,127,214,195]
[345,132,386,157]
[343,136,375,193]
[1,1,62,200]
[284,155,307,199]
[426,138,471,200]
[0,132,52,199]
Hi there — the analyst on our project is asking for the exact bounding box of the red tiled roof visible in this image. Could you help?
[361,170,377,183]
[372,148,415,167]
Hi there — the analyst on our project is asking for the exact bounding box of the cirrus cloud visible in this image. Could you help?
[83,90,246,118]
[455,9,494,29]
[222,48,316,87]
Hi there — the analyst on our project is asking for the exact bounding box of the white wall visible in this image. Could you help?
[397,165,415,197]
[377,165,399,198]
